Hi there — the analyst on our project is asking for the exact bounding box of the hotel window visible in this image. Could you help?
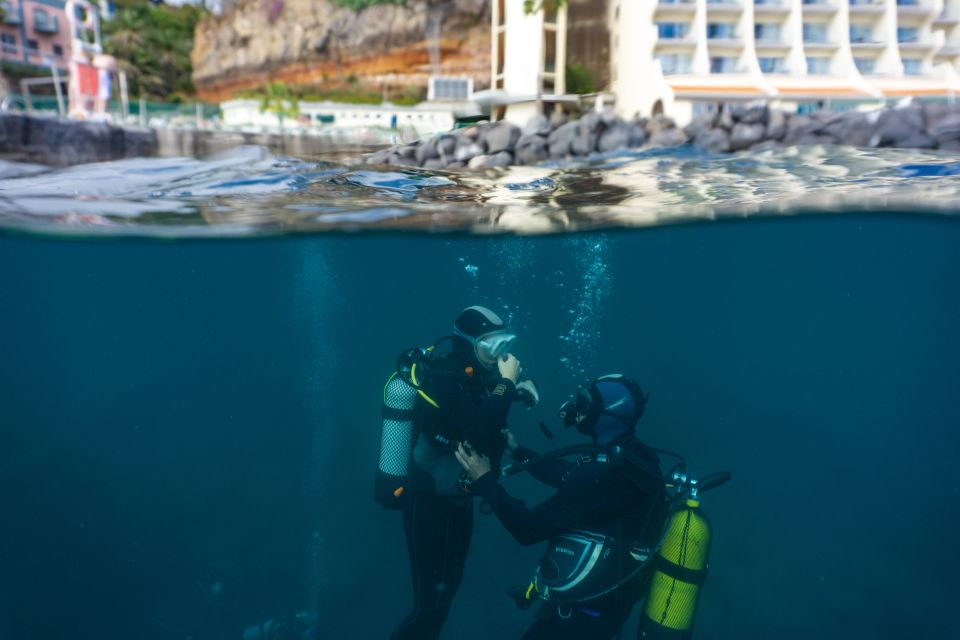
[754,23,781,43]
[902,58,923,74]
[710,56,738,73]
[896,0,918,5]
[758,57,786,72]
[854,57,875,74]
[1,33,16,54]
[53,44,63,57]
[802,0,829,5]
[657,22,689,39]
[803,23,828,44]
[707,23,737,39]
[849,25,873,43]
[25,38,38,53]
[897,27,919,43]
[544,29,556,73]
[806,56,831,74]
[34,9,58,33]
[657,53,692,74]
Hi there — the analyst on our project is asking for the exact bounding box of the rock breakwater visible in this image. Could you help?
[365,101,960,170]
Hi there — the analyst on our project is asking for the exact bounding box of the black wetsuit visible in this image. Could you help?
[471,436,667,640]
[391,346,516,640]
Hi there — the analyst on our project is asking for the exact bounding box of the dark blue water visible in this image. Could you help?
[1,214,959,639]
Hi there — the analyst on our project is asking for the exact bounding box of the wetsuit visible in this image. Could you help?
[471,436,667,640]
[391,345,516,640]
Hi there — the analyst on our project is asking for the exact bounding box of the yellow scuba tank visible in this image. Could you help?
[638,495,712,640]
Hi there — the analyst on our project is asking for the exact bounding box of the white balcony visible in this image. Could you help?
[706,0,744,16]
[801,0,839,15]
[754,0,791,14]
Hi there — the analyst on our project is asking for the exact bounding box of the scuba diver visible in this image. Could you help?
[375,305,540,640]
[455,374,678,639]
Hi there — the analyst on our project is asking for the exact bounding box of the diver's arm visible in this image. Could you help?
[471,466,618,546]
[510,445,572,488]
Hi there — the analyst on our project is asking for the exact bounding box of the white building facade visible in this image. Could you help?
[495,0,960,125]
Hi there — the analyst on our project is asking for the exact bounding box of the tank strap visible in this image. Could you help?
[652,554,708,586]
[382,405,414,420]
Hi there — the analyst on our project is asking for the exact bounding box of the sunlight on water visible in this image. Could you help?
[3,145,960,236]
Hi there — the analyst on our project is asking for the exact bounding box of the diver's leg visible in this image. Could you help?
[391,493,472,640]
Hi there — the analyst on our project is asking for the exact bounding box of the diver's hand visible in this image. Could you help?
[515,379,539,408]
[498,354,521,383]
[501,428,519,454]
[455,442,492,481]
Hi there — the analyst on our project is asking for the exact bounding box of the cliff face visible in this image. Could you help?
[192,0,491,102]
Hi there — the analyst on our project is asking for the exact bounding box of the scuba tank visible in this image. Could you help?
[374,348,429,510]
[639,472,729,640]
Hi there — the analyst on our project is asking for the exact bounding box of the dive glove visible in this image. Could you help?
[515,379,540,409]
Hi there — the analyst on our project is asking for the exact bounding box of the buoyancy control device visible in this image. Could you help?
[502,444,729,638]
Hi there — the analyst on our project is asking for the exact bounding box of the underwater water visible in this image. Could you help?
[1,148,960,640]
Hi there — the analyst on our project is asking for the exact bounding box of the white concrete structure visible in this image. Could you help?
[495,0,960,125]
[490,0,571,124]
[219,99,456,136]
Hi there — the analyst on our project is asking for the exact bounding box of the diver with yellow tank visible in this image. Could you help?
[455,373,729,640]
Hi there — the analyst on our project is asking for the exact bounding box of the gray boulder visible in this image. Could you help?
[578,112,606,136]
[549,108,569,129]
[822,112,872,147]
[437,134,457,157]
[548,121,578,158]
[483,121,521,154]
[718,108,735,131]
[938,139,960,152]
[454,140,483,163]
[597,124,632,152]
[929,114,960,143]
[645,114,676,136]
[468,151,512,168]
[523,114,552,137]
[729,122,766,151]
[415,137,440,164]
[398,143,418,160]
[782,116,824,145]
[695,128,731,153]
[766,110,788,140]
[627,124,649,147]
[648,127,686,147]
[899,131,938,149]
[870,105,924,147]
[683,112,716,139]
[365,149,391,165]
[732,102,769,125]
[571,131,599,156]
[515,136,549,165]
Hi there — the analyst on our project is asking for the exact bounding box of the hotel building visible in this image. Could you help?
[493,0,960,124]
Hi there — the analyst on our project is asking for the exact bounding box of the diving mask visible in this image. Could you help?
[474,331,517,366]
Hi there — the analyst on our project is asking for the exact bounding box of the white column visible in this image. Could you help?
[786,0,807,74]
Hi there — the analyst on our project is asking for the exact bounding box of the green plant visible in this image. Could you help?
[565,64,595,95]
[259,81,300,127]
[524,0,568,14]
[102,0,204,100]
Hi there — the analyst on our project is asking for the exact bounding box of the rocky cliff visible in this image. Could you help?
[192,0,490,102]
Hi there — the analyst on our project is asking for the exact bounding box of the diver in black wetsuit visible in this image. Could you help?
[455,374,668,640]
[385,306,540,640]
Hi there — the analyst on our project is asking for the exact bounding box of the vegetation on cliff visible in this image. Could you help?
[103,0,205,101]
